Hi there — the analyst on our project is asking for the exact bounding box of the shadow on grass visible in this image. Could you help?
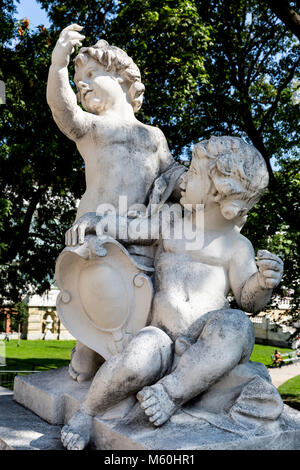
[3,358,70,371]
[282,397,300,412]
[0,359,71,390]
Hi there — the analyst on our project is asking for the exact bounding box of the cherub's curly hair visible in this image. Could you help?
[192,136,269,219]
[74,40,145,113]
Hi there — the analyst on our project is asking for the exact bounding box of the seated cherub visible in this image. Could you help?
[61,136,283,450]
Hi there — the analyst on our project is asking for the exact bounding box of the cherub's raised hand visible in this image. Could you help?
[256,249,283,290]
[52,24,85,68]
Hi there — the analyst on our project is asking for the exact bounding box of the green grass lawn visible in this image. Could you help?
[251,344,300,411]
[1,340,293,370]
[250,344,294,368]
[1,339,76,371]
[278,375,300,411]
[1,340,299,410]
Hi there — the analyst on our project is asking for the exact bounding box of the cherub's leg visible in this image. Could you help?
[138,309,254,426]
[69,341,105,383]
[61,326,173,450]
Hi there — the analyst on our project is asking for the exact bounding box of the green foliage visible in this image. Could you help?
[243,154,299,322]
[108,0,212,155]
[0,0,299,316]
[0,11,85,301]
[0,197,11,256]
[13,299,28,329]
[38,0,118,41]
[0,0,16,46]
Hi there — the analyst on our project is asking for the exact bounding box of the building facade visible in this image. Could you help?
[25,288,74,340]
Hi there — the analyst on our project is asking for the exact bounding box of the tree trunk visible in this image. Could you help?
[265,0,300,40]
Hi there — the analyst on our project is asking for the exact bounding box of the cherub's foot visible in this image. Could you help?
[136,383,178,427]
[69,342,104,383]
[61,409,93,450]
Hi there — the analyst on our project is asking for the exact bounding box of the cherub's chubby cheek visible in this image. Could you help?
[220,200,245,220]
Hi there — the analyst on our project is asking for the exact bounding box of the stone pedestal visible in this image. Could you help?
[13,368,300,450]
[0,386,63,450]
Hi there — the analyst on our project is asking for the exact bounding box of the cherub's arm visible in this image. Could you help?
[229,237,283,314]
[96,210,162,245]
[156,128,176,174]
[149,128,187,206]
[47,24,92,141]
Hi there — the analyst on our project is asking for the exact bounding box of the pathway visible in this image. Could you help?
[0,386,63,449]
[268,361,300,388]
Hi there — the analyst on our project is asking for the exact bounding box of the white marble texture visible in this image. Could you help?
[44,24,294,451]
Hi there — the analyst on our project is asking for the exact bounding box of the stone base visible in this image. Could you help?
[13,367,300,450]
[0,386,63,450]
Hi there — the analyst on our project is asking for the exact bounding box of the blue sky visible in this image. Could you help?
[15,0,50,28]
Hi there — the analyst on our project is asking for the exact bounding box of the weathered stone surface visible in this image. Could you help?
[0,386,63,450]
[13,368,300,450]
[14,367,90,424]
[45,24,287,451]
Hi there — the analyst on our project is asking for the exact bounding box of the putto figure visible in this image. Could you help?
[60,136,284,450]
[47,24,185,382]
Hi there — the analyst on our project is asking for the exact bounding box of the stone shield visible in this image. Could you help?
[55,235,154,359]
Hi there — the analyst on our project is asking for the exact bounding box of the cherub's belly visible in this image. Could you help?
[151,253,229,339]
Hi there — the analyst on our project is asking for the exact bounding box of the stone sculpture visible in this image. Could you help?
[46,25,288,450]
[47,23,185,382]
[43,314,54,340]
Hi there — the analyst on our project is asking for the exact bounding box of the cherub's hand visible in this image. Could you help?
[148,175,168,205]
[256,249,283,290]
[65,212,101,246]
[52,24,85,68]
[96,213,128,240]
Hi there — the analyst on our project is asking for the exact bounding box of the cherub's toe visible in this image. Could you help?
[77,372,91,383]
[61,426,70,444]
[69,364,79,382]
[153,415,168,427]
[144,405,159,417]
[75,437,87,450]
[67,434,80,450]
[64,431,75,447]
[149,411,162,423]
[139,396,156,409]
[137,386,152,402]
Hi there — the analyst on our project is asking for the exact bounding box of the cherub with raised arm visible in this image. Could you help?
[47,24,185,381]
[61,136,283,450]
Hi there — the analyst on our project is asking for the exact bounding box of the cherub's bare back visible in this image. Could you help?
[76,118,170,218]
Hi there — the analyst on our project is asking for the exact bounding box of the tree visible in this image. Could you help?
[108,0,300,303]
[264,0,300,41]
[0,0,299,313]
[0,8,86,302]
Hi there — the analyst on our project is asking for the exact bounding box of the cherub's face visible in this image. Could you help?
[180,155,252,220]
[179,157,213,209]
[74,58,125,115]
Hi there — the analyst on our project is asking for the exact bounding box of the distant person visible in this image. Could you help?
[274,349,283,367]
